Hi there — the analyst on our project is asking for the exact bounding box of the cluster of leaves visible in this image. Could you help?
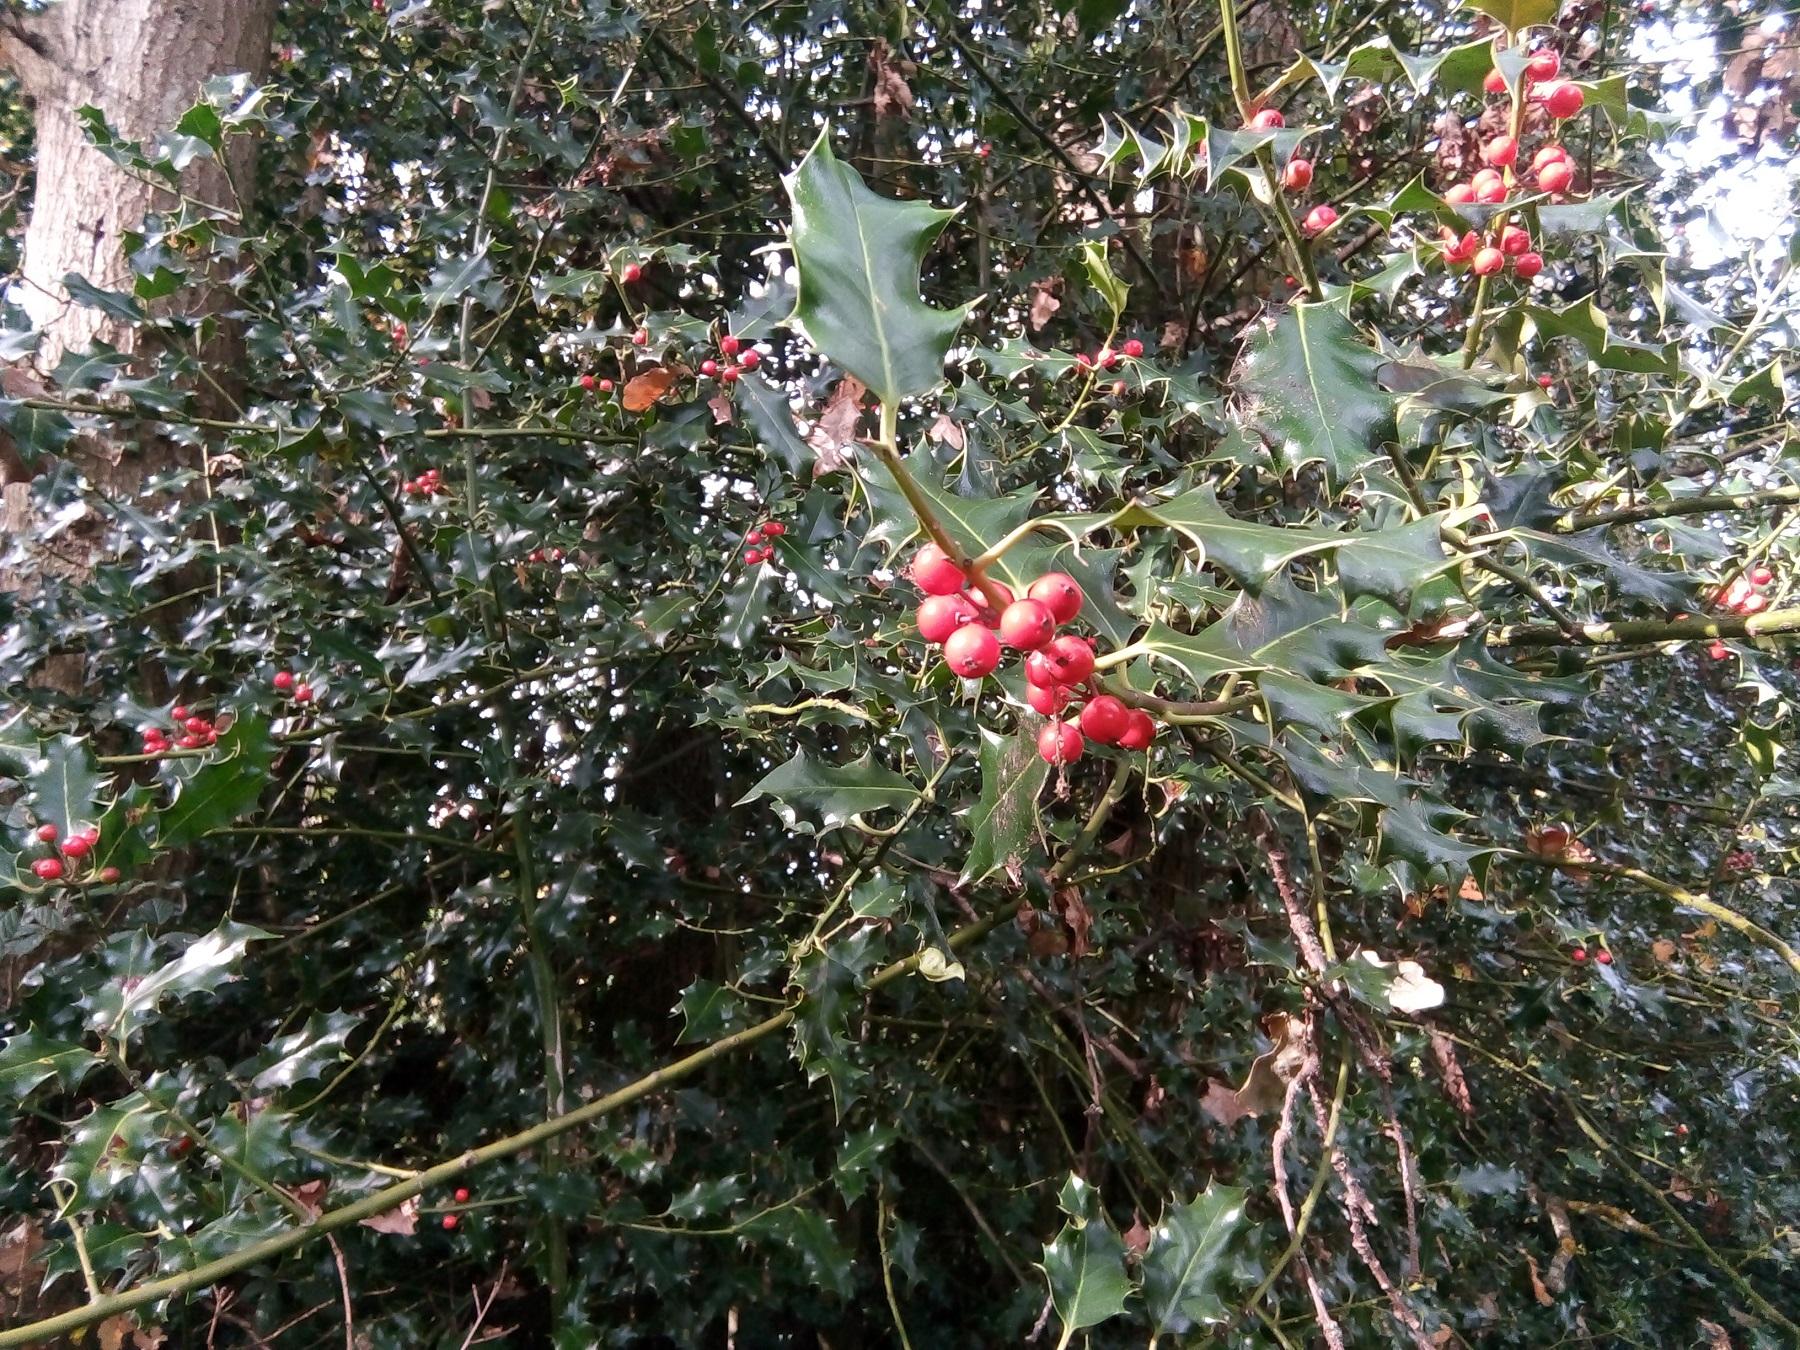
[0,0,1797,1345]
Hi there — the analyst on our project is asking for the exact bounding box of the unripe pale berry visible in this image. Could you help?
[998,598,1057,651]
[944,624,1001,678]
[1078,695,1129,744]
[1302,204,1337,236]
[1472,247,1505,276]
[1121,339,1144,358]
[1027,573,1085,624]
[1526,50,1560,82]
[99,867,121,884]
[1281,158,1313,190]
[1498,225,1531,255]
[1542,81,1585,119]
[909,543,967,596]
[1537,159,1574,193]
[1513,251,1544,279]
[1483,134,1518,167]
[1043,634,1095,686]
[917,593,980,644]
[1117,710,1156,750]
[35,823,57,842]
[1248,108,1283,130]
[32,858,63,881]
[1037,721,1084,765]
[1026,682,1073,716]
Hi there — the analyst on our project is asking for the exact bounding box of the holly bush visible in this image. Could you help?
[2,0,1798,1345]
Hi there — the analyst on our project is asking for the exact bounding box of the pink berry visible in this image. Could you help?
[1527,50,1560,82]
[917,594,979,644]
[1483,68,1506,94]
[98,867,121,884]
[1483,135,1518,167]
[622,262,643,284]
[1750,565,1774,586]
[1248,108,1284,131]
[1026,682,1073,716]
[943,624,1001,678]
[1444,183,1475,204]
[1302,204,1337,236]
[294,684,314,704]
[171,706,190,722]
[1709,640,1730,661]
[1571,947,1587,963]
[1514,252,1545,279]
[32,858,63,881]
[1499,225,1531,256]
[1121,339,1143,358]
[1537,159,1574,194]
[598,378,614,393]
[442,1214,459,1231]
[1542,82,1585,119]
[631,328,649,347]
[1282,158,1313,190]
[909,543,967,596]
[739,350,761,370]
[1532,144,1570,172]
[1036,721,1085,765]
[1472,247,1506,276]
[1596,949,1613,966]
[273,671,295,691]
[579,374,596,392]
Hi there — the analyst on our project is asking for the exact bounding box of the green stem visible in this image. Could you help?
[1492,606,1800,648]
[1561,485,1800,532]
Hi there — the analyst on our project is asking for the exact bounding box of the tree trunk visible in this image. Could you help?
[0,0,275,612]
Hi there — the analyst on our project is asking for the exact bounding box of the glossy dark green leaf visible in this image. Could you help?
[961,727,1049,884]
[1142,1184,1251,1338]
[1235,303,1395,485]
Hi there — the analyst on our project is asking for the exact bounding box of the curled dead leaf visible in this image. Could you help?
[868,39,915,121]
[1428,1028,1474,1118]
[1028,278,1062,331]
[360,1195,420,1236]
[926,412,965,451]
[808,376,866,475]
[622,367,678,413]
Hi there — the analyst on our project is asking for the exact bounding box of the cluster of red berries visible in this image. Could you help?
[142,704,226,757]
[526,546,567,565]
[1438,221,1543,280]
[742,519,786,566]
[1481,47,1587,121]
[907,545,1157,764]
[1247,108,1338,236]
[442,1185,471,1230]
[699,334,762,384]
[578,374,616,395]
[1569,945,1613,965]
[402,467,444,497]
[1073,338,1145,373]
[1705,565,1777,660]
[272,670,315,704]
[27,822,119,885]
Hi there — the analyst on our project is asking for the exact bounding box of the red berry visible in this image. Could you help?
[1537,159,1574,193]
[171,706,190,722]
[1074,352,1093,370]
[917,594,979,644]
[61,836,91,859]
[998,599,1057,652]
[1483,68,1506,94]
[98,867,121,884]
[1098,347,1119,369]
[746,529,764,546]
[761,521,786,538]
[1281,158,1313,191]
[34,823,57,843]
[1483,135,1518,167]
[185,717,209,736]
[1596,949,1613,966]
[739,349,761,370]
[1110,380,1126,397]
[1302,204,1337,236]
[1741,592,1768,614]
[721,366,741,383]
[579,374,596,392]
[1472,247,1506,277]
[976,142,992,158]
[1750,565,1774,586]
[719,334,741,357]
[1474,177,1508,205]
[1042,635,1096,686]
[631,328,649,347]
[1514,251,1545,279]
[1532,144,1570,172]
[742,549,761,565]
[1537,374,1554,389]
[909,543,967,596]
[177,735,202,750]
[1571,946,1587,963]
[32,858,63,881]
[1121,339,1144,358]
[943,624,1001,678]
[1444,182,1475,204]
[1499,224,1531,255]
[1026,573,1085,624]
[442,1214,459,1231]
[1024,650,1061,689]
[1036,721,1084,765]
[1248,108,1284,131]
[701,359,719,377]
[1117,710,1156,751]
[1026,682,1074,716]
[1526,50,1560,82]
[598,378,614,393]
[273,671,295,691]
[1542,81,1585,119]
[454,1187,471,1203]
[78,825,99,845]
[622,262,643,284]
[294,684,314,704]
[1078,695,1130,744]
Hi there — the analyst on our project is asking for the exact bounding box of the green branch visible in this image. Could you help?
[1559,485,1800,532]
[1492,607,1800,648]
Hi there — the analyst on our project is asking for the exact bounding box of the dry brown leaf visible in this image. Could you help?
[708,392,735,426]
[292,1179,329,1220]
[808,376,866,475]
[98,1316,133,1350]
[1123,1214,1151,1258]
[1429,1028,1474,1118]
[133,1329,168,1349]
[1542,1193,1575,1293]
[1697,1318,1732,1349]
[926,412,965,451]
[1521,1250,1553,1306]
[1028,278,1063,331]
[360,1195,420,1236]
[622,367,678,414]
[1199,1077,1250,1129]
[1458,874,1484,901]
[1051,885,1093,958]
[868,39,915,121]
[1651,938,1678,963]
[1227,1013,1308,1120]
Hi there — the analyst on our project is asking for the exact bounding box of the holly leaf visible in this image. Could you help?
[0,1029,100,1098]
[1464,0,1558,32]
[833,1122,898,1202]
[738,750,918,833]
[961,727,1049,884]
[30,735,104,835]
[1142,1184,1252,1337]
[87,921,273,1038]
[1235,303,1395,486]
[1042,1215,1134,1338]
[784,132,972,406]
[157,713,273,848]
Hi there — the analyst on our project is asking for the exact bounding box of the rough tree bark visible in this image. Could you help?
[0,0,276,604]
